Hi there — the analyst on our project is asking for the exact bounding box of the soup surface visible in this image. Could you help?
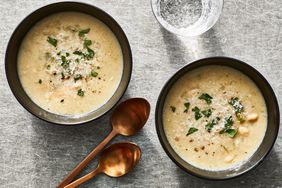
[18,12,123,115]
[163,66,267,171]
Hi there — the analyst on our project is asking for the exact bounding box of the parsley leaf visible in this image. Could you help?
[201,109,212,117]
[74,74,82,81]
[186,127,198,136]
[170,106,176,112]
[61,56,69,69]
[77,89,84,97]
[61,72,65,79]
[79,28,90,37]
[192,106,202,120]
[220,116,234,134]
[73,51,83,56]
[205,123,213,133]
[205,117,220,132]
[229,97,245,122]
[73,47,94,60]
[184,102,190,113]
[199,93,213,104]
[91,70,98,77]
[83,39,92,48]
[226,129,237,138]
[47,36,57,47]
[229,97,243,113]
[85,47,94,60]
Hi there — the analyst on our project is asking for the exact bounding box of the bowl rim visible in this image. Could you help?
[5,1,132,126]
[155,56,280,180]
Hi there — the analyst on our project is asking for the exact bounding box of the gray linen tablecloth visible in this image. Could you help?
[0,0,281,187]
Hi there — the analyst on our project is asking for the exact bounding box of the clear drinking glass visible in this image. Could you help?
[151,0,223,36]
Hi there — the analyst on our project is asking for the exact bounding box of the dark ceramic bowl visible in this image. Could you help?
[155,57,280,180]
[5,2,132,125]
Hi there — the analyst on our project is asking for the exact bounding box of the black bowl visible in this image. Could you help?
[155,57,280,180]
[5,2,132,125]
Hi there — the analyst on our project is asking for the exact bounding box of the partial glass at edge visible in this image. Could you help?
[151,0,224,37]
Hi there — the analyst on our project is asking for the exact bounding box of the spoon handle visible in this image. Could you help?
[57,130,116,188]
[64,168,101,188]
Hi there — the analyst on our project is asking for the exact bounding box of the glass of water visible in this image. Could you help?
[151,0,223,36]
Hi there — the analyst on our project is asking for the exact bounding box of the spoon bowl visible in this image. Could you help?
[100,142,141,177]
[112,98,150,136]
[65,142,141,187]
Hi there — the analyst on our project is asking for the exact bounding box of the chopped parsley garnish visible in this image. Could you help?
[38,79,42,84]
[199,93,213,104]
[83,39,92,48]
[44,26,98,98]
[85,47,94,60]
[47,36,57,47]
[61,56,69,69]
[170,106,176,112]
[61,62,69,69]
[61,55,67,63]
[83,37,95,60]
[74,74,82,81]
[205,117,220,133]
[91,70,98,77]
[73,36,95,60]
[186,127,198,136]
[229,97,245,122]
[205,123,213,133]
[223,116,233,130]
[77,89,84,97]
[229,97,243,113]
[73,48,94,60]
[201,109,212,117]
[226,129,237,138]
[61,72,65,79]
[220,116,237,137]
[78,28,90,37]
[184,102,190,113]
[97,66,100,69]
[73,51,83,56]
[192,106,202,120]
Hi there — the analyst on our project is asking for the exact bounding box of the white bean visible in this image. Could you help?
[224,155,234,163]
[247,113,258,122]
[238,126,249,136]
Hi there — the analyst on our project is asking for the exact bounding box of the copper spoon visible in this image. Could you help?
[58,98,150,188]
[64,142,141,188]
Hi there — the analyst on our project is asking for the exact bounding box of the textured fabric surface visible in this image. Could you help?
[0,0,282,187]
